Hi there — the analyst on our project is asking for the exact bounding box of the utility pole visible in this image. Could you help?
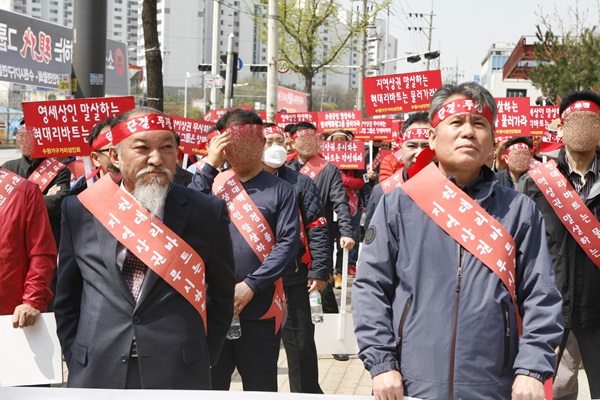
[384,6,390,76]
[266,0,278,122]
[425,1,434,71]
[73,0,107,98]
[210,0,221,109]
[356,0,367,115]
[406,5,435,71]
[224,33,235,108]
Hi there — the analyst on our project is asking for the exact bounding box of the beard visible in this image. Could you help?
[506,149,532,174]
[225,126,265,175]
[562,113,600,152]
[132,166,172,217]
[294,134,319,158]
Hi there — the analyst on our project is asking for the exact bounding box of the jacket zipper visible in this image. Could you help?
[501,301,510,376]
[448,245,464,400]
[396,294,414,356]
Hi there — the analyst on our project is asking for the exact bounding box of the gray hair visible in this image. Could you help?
[429,82,498,129]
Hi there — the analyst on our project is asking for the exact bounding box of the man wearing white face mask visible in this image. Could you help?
[263,123,329,393]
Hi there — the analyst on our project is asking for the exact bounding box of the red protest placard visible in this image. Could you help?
[356,119,394,141]
[319,140,365,170]
[363,70,442,116]
[530,106,559,136]
[391,119,403,144]
[23,96,136,158]
[203,105,252,123]
[275,112,319,130]
[317,110,362,133]
[495,97,531,136]
[171,116,215,157]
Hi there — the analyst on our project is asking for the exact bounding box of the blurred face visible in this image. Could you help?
[293,129,320,158]
[401,123,431,169]
[430,95,494,176]
[91,126,113,175]
[110,129,177,194]
[16,125,35,157]
[223,125,265,175]
[506,148,532,174]
[560,112,600,152]
[285,137,294,154]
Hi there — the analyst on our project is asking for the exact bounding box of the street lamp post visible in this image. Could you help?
[184,72,204,118]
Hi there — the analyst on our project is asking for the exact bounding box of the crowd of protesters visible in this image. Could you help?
[1,83,599,400]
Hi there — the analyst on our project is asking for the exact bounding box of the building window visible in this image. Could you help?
[506,89,526,97]
[492,55,508,71]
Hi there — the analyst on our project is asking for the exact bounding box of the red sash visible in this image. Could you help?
[78,174,208,331]
[212,170,285,334]
[28,158,67,192]
[530,160,600,269]
[299,214,328,268]
[402,163,522,335]
[0,168,25,213]
[300,155,328,180]
[381,169,405,193]
[371,152,382,170]
[345,188,359,216]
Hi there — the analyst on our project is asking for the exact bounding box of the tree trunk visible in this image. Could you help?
[142,0,163,111]
[304,73,313,111]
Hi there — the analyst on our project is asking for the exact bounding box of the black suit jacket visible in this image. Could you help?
[54,183,235,389]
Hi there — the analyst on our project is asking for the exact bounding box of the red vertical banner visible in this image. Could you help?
[529,106,559,136]
[317,110,362,133]
[355,119,394,141]
[22,96,136,158]
[494,97,531,137]
[318,140,365,170]
[363,70,443,116]
[275,112,320,130]
[171,116,215,157]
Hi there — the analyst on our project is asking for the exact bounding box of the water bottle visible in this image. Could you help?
[309,290,324,324]
[226,315,241,339]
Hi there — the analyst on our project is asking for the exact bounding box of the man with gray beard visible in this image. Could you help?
[54,107,235,389]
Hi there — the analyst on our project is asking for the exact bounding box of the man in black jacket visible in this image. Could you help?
[263,123,329,393]
[521,90,600,398]
[286,123,354,306]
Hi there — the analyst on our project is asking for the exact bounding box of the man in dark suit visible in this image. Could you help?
[54,107,235,389]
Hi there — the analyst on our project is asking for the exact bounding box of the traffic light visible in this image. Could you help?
[198,64,211,71]
[407,55,421,63]
[424,51,440,60]
[219,53,238,84]
[250,65,268,73]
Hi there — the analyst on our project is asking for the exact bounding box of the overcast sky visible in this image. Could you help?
[385,0,600,81]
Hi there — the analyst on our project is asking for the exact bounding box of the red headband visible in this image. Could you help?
[560,101,600,123]
[109,113,174,145]
[263,125,284,137]
[90,131,111,151]
[431,98,494,128]
[292,128,316,140]
[206,130,220,143]
[505,142,532,155]
[402,127,430,142]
